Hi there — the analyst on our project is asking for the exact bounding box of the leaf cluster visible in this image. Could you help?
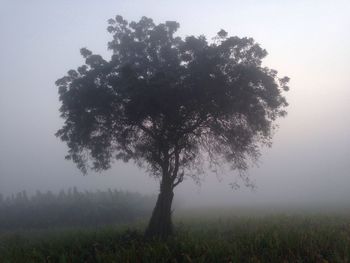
[56,15,288,183]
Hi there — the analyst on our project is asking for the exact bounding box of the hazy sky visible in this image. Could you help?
[0,0,349,206]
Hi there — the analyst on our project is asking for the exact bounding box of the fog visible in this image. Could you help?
[0,0,349,208]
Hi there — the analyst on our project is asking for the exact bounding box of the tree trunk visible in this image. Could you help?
[145,176,174,239]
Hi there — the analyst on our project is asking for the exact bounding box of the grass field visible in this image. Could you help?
[1,211,350,263]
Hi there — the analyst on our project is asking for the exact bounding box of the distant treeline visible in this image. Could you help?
[0,188,155,231]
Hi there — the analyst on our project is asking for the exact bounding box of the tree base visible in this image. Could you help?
[145,188,174,240]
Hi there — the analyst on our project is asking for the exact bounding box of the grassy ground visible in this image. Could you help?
[1,213,350,262]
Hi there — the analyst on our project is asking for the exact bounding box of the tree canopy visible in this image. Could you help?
[56,15,289,238]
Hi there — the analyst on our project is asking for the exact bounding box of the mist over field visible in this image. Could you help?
[1,1,350,262]
[0,0,349,209]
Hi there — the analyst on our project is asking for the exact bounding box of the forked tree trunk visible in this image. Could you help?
[145,175,174,239]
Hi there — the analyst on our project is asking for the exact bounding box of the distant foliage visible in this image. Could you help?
[0,188,155,231]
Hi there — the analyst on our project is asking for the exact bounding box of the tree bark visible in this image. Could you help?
[145,174,174,239]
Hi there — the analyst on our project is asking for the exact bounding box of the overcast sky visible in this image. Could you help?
[0,0,349,206]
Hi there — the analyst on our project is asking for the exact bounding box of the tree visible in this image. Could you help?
[56,15,289,239]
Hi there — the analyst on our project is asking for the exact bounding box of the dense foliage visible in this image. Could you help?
[1,215,349,262]
[0,188,155,231]
[56,15,289,238]
[56,15,288,182]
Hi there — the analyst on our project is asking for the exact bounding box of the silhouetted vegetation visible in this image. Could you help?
[0,188,155,231]
[56,15,289,238]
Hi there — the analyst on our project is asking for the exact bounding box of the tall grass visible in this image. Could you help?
[1,214,350,262]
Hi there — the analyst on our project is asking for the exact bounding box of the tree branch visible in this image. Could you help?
[172,171,184,188]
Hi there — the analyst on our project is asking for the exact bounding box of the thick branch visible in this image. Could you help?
[171,145,180,179]
[172,171,184,188]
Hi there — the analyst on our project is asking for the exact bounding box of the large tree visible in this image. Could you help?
[56,15,289,239]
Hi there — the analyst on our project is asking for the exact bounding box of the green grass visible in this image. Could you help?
[1,214,350,262]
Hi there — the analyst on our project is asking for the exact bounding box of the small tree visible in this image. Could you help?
[56,15,289,239]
